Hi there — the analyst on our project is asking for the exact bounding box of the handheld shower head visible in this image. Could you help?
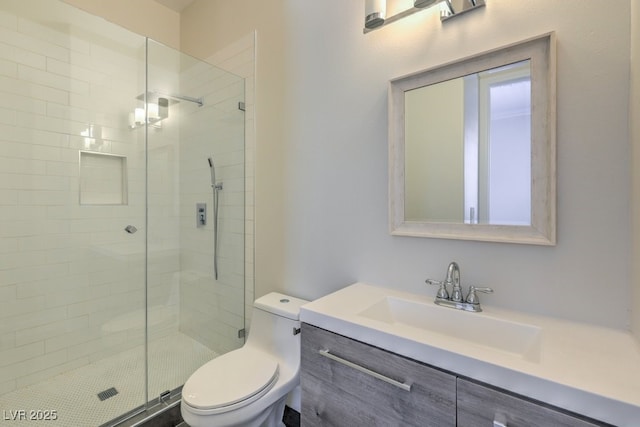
[207,156,222,191]
[207,156,216,188]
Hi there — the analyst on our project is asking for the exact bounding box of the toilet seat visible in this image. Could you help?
[182,348,279,413]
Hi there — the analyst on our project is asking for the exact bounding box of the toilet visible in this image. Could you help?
[180,292,309,427]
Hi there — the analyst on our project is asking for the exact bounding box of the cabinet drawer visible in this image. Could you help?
[301,323,456,427]
[457,378,612,427]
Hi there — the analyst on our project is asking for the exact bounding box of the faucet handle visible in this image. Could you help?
[465,286,494,305]
[426,279,449,300]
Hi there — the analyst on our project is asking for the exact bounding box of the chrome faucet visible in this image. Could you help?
[426,261,493,312]
[446,261,463,302]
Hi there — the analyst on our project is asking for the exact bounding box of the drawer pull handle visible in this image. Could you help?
[318,349,412,392]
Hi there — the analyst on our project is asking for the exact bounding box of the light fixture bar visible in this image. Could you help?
[414,0,440,8]
[363,0,486,33]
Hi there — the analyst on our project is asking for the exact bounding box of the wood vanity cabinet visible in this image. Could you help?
[301,323,456,426]
[301,323,611,427]
[457,378,612,427]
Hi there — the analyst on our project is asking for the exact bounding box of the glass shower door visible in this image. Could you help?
[144,40,246,401]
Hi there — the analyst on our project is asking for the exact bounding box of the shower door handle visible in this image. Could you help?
[124,225,138,234]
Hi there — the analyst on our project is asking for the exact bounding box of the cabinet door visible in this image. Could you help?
[457,378,612,427]
[301,323,456,427]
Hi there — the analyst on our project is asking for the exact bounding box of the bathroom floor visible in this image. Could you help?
[0,333,216,427]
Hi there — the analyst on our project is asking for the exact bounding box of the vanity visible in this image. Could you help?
[296,29,640,427]
[299,283,640,426]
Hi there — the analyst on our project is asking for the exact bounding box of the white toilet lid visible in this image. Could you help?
[182,348,279,411]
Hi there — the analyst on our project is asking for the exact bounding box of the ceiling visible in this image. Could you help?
[154,0,196,12]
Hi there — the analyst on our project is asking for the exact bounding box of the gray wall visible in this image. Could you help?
[279,0,631,329]
[631,0,640,339]
[179,0,634,331]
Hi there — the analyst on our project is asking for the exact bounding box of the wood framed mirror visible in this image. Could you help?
[389,33,556,245]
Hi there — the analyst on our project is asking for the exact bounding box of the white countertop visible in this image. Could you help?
[300,282,640,426]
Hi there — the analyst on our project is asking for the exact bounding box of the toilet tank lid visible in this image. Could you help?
[254,292,310,320]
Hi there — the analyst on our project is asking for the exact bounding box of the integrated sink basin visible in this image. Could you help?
[358,296,541,360]
[299,283,640,426]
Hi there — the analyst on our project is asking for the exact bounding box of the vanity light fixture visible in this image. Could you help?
[363,0,486,33]
[365,0,386,29]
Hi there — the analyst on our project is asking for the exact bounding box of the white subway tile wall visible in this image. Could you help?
[0,1,148,397]
[0,0,248,408]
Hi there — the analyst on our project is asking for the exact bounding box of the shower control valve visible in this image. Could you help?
[196,202,207,227]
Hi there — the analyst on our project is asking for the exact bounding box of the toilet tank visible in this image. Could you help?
[246,293,309,365]
[253,292,308,320]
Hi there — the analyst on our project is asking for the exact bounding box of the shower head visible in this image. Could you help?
[207,156,223,191]
[207,157,216,187]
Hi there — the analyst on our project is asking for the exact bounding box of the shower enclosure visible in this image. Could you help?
[0,1,246,425]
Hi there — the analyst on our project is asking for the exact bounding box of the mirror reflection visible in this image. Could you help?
[389,32,556,245]
[404,60,531,226]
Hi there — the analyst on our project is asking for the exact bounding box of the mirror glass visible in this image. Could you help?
[389,33,555,245]
[404,60,531,226]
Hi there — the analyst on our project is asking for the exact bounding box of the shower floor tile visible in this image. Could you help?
[0,333,216,427]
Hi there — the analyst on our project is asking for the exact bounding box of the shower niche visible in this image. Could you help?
[79,151,128,205]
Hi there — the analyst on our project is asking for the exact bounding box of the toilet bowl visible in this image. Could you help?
[181,292,309,427]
